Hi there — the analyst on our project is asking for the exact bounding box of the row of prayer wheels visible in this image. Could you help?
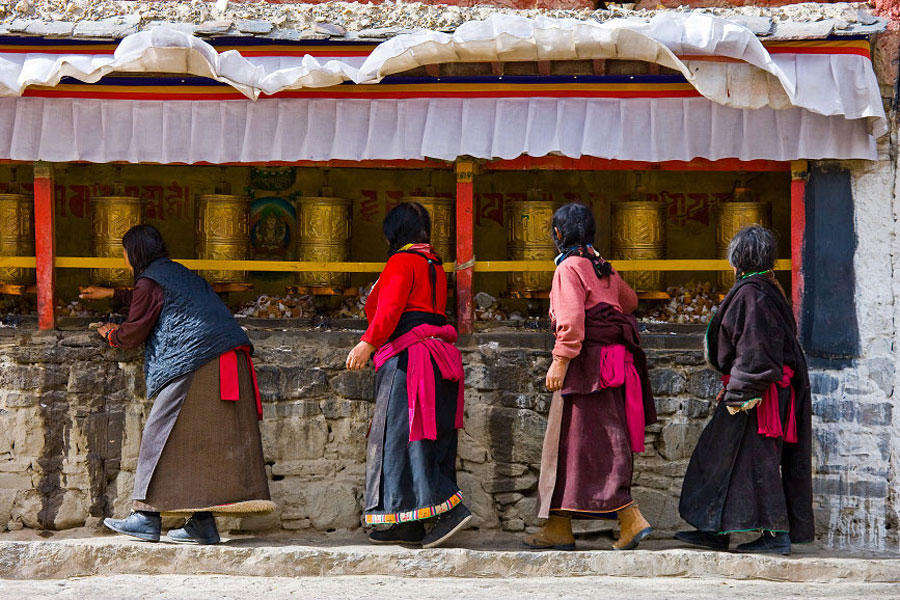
[504,188,770,294]
[0,183,768,295]
[82,190,458,288]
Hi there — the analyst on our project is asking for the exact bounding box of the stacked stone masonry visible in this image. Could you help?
[2,326,893,549]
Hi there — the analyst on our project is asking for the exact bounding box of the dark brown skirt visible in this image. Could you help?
[537,389,634,519]
[133,353,271,513]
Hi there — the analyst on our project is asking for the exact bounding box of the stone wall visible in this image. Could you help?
[1,322,898,550]
[0,326,715,537]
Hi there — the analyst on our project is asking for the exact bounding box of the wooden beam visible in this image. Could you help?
[40,256,791,273]
[473,259,792,272]
[790,160,809,326]
[485,156,790,173]
[33,162,55,330]
[455,159,475,335]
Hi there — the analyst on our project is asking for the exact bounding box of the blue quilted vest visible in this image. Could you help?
[138,258,251,398]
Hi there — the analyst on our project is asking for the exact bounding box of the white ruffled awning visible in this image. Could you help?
[0,13,886,163]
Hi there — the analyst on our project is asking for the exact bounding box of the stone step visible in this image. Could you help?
[1,531,898,583]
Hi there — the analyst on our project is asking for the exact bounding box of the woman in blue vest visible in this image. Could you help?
[80,224,272,544]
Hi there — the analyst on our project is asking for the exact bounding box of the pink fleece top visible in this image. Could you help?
[549,256,638,360]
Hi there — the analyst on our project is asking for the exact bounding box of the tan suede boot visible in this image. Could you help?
[612,504,652,550]
[522,514,576,550]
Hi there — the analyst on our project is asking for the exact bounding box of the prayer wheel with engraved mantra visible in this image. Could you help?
[295,194,352,288]
[611,199,667,292]
[403,196,454,262]
[90,196,143,287]
[715,193,770,290]
[0,194,34,285]
[507,193,558,293]
[195,194,251,284]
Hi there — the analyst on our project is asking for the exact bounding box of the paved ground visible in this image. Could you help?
[1,574,899,600]
[2,528,898,588]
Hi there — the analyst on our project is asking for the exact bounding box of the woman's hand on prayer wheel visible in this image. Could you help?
[79,285,115,300]
[545,356,569,392]
[346,340,376,371]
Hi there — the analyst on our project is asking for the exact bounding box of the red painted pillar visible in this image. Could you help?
[790,160,808,328]
[33,162,56,330]
[455,160,475,335]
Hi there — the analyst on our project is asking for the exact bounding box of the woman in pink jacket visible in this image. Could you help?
[524,202,657,551]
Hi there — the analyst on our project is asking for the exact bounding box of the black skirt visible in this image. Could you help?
[363,352,461,524]
[679,385,793,535]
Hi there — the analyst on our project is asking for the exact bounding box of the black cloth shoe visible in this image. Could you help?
[103,511,161,542]
[167,512,221,545]
[368,521,427,545]
[421,503,473,549]
[674,530,730,551]
[735,532,791,555]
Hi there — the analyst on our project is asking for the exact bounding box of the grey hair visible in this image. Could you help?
[727,225,777,275]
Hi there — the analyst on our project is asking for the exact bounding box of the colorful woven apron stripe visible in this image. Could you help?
[364,491,463,525]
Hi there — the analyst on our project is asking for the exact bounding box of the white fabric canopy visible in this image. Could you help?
[0,95,873,164]
[0,12,885,163]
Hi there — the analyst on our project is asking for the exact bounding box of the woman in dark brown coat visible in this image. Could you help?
[676,225,813,555]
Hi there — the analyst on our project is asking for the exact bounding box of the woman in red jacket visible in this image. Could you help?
[346,202,468,549]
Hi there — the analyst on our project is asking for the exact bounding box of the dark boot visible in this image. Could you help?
[735,531,791,555]
[368,521,426,545]
[103,511,161,542]
[674,530,731,551]
[167,512,221,545]
[421,503,473,549]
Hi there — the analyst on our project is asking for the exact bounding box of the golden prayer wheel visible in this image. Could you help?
[403,195,454,262]
[507,192,558,293]
[295,193,352,288]
[715,191,770,290]
[0,194,34,285]
[195,194,251,284]
[611,199,667,292]
[90,196,143,287]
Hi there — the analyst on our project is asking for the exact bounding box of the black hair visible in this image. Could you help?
[727,225,777,277]
[121,224,168,278]
[551,202,613,279]
[551,202,596,251]
[383,202,431,255]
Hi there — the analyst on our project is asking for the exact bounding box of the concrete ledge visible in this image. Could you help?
[1,533,898,583]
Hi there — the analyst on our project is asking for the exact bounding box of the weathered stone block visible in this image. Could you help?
[298,481,361,530]
[684,398,711,419]
[465,405,545,464]
[0,365,67,392]
[457,469,500,529]
[457,432,488,464]
[483,471,537,493]
[330,370,375,400]
[282,367,328,399]
[686,369,721,399]
[53,490,88,529]
[654,397,681,415]
[261,415,328,461]
[865,357,895,396]
[809,372,840,395]
[657,419,705,461]
[631,486,684,532]
[649,369,686,396]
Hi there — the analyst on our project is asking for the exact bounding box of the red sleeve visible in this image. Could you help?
[361,255,415,348]
[109,278,164,350]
